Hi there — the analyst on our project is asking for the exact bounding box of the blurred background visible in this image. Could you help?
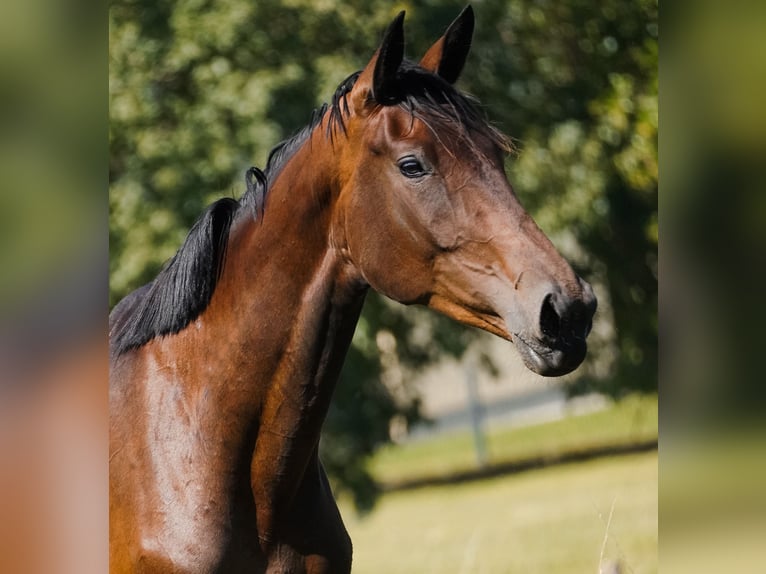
[107,1,657,572]
[22,0,766,572]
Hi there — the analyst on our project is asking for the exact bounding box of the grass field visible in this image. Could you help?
[343,451,658,574]
[369,394,658,486]
[338,394,658,573]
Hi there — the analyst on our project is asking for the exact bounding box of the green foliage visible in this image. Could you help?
[109,0,657,510]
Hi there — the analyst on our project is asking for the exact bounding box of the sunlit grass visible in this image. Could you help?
[369,393,657,486]
[343,451,658,574]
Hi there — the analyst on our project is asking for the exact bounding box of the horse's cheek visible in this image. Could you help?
[350,208,433,303]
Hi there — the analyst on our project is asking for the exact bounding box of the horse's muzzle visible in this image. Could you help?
[513,276,597,377]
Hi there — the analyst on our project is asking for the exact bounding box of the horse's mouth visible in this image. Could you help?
[463,311,587,377]
[462,308,588,377]
[512,331,587,377]
[427,295,589,377]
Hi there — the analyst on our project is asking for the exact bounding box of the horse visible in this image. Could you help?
[109,7,597,573]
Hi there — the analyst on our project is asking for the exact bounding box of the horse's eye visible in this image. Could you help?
[398,157,426,178]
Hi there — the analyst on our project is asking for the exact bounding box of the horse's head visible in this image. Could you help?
[332,7,597,377]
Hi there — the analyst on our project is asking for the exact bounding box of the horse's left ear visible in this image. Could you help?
[419,5,474,84]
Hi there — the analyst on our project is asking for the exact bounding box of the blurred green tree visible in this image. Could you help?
[109,0,657,509]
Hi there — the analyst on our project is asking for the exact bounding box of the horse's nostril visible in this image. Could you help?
[540,294,561,341]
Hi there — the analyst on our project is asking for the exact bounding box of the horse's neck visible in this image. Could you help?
[193,134,365,428]
[208,138,366,545]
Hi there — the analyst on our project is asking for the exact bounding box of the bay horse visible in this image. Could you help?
[109,7,596,573]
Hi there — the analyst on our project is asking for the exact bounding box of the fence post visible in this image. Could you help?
[464,350,488,468]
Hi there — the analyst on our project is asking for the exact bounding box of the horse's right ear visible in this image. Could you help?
[352,11,406,112]
[372,11,405,103]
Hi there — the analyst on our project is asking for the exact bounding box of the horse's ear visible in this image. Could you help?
[419,5,474,84]
[352,11,405,111]
[372,11,406,103]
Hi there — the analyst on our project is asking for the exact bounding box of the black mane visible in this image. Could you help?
[109,74,359,357]
[110,197,241,356]
[110,63,509,356]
